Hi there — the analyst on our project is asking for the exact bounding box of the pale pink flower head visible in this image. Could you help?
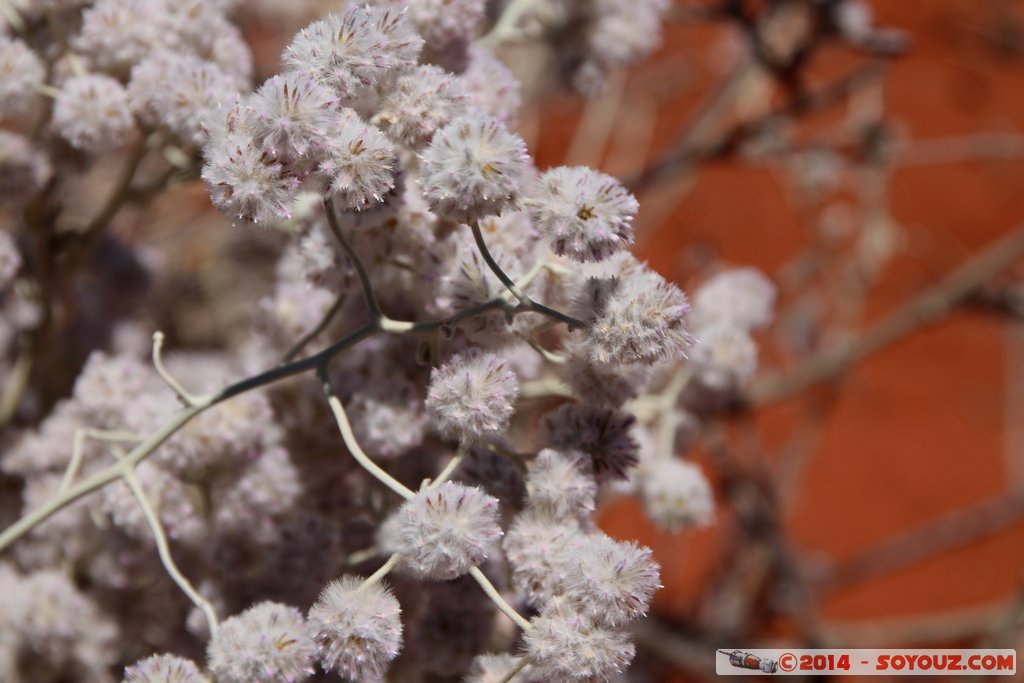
[53,74,135,152]
[389,481,502,579]
[206,602,315,683]
[307,575,403,680]
[419,114,530,222]
[559,533,661,626]
[691,267,776,331]
[524,599,636,682]
[0,36,44,119]
[283,6,423,98]
[250,71,339,159]
[425,348,519,443]
[123,653,207,683]
[528,166,638,262]
[316,108,398,210]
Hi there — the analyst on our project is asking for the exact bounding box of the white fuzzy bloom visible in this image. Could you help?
[524,601,635,682]
[560,533,661,626]
[307,575,403,679]
[691,267,776,331]
[573,266,692,366]
[123,653,208,682]
[526,449,597,520]
[283,6,423,98]
[528,166,638,262]
[466,654,534,683]
[587,0,670,67]
[425,349,519,443]
[690,324,758,390]
[389,481,502,579]
[72,350,151,427]
[100,462,206,545]
[637,458,715,531]
[444,241,524,345]
[503,512,585,607]
[317,108,397,209]
[0,131,50,208]
[129,52,241,145]
[75,0,168,73]
[560,337,651,408]
[371,64,467,150]
[207,602,315,683]
[202,102,300,224]
[251,71,338,159]
[347,377,427,459]
[0,36,44,119]
[53,74,135,152]
[461,46,522,123]
[419,114,530,222]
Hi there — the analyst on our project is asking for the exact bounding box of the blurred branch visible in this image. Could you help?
[743,226,1024,408]
[818,488,1024,592]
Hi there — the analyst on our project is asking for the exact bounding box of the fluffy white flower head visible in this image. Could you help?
[371,64,467,150]
[0,37,44,119]
[574,266,692,366]
[206,601,315,683]
[317,109,397,210]
[425,349,519,443]
[524,601,636,682]
[528,166,638,262]
[53,74,135,152]
[251,71,338,159]
[690,323,758,390]
[560,534,661,626]
[526,449,597,520]
[307,575,403,680]
[638,458,715,531]
[390,481,501,579]
[123,653,208,682]
[419,114,529,222]
[692,267,776,331]
[283,6,423,98]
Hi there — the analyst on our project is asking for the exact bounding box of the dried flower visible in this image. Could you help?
[283,6,423,98]
[425,349,519,443]
[528,166,638,262]
[525,449,597,520]
[0,36,44,119]
[524,601,635,682]
[573,266,692,366]
[316,109,397,209]
[691,267,776,331]
[690,324,758,390]
[371,64,467,150]
[123,653,208,683]
[251,71,338,159]
[307,575,403,680]
[543,404,640,481]
[389,481,502,579]
[419,114,529,222]
[503,512,584,607]
[560,533,661,626]
[53,74,135,152]
[637,458,715,531]
[207,602,315,683]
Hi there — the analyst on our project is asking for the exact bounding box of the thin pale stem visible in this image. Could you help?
[60,429,140,493]
[319,368,415,499]
[498,657,531,683]
[323,197,382,321]
[359,553,400,590]
[430,444,467,488]
[469,565,531,631]
[121,465,219,639]
[152,332,205,407]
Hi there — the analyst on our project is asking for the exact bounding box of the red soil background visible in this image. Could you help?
[528,0,1024,675]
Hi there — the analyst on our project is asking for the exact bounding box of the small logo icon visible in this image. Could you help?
[719,650,779,674]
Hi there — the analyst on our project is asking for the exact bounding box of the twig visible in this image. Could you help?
[152,332,206,407]
[281,291,347,363]
[323,197,382,321]
[318,367,415,499]
[497,657,530,683]
[469,566,532,631]
[60,429,140,493]
[359,553,400,590]
[744,227,1024,408]
[120,462,219,638]
[470,221,583,329]
[819,488,1024,592]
